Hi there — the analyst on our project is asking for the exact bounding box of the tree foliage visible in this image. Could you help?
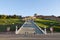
[0,15,22,19]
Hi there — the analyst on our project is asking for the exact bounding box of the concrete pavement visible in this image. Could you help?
[0,32,60,40]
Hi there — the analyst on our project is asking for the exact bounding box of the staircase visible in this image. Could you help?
[15,20,46,34]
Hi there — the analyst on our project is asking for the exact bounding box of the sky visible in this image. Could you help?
[0,0,60,16]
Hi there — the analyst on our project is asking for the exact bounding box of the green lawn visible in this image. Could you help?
[34,18,60,32]
[0,19,24,25]
[0,19,24,32]
[0,18,60,32]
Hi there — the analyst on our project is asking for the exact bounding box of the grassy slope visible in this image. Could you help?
[0,19,24,25]
[0,18,60,32]
[34,18,60,32]
[0,19,24,32]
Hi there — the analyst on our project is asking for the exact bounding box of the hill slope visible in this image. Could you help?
[0,19,24,32]
[34,18,60,32]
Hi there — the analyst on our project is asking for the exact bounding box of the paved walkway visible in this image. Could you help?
[0,32,60,40]
[16,20,45,34]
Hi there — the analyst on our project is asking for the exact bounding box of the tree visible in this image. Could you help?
[12,14,17,18]
[0,14,22,19]
[1,15,7,19]
[34,13,37,16]
[58,16,60,18]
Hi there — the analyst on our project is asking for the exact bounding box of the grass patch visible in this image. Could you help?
[0,19,24,32]
[34,18,60,32]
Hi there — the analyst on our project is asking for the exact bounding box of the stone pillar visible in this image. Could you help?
[15,26,18,34]
[50,27,53,34]
[44,26,47,34]
[7,27,10,32]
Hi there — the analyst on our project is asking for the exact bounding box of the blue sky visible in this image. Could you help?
[0,0,60,16]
